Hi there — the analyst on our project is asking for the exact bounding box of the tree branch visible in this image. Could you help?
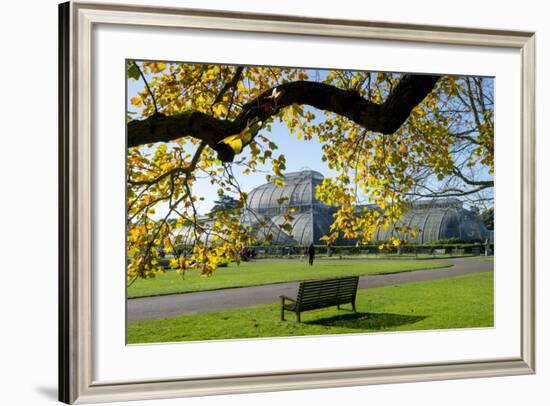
[134,61,159,115]
[127,74,440,161]
[212,66,244,106]
[405,184,491,198]
[451,167,494,187]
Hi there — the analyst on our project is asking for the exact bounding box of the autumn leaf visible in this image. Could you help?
[130,96,142,108]
[218,119,259,154]
[283,213,294,222]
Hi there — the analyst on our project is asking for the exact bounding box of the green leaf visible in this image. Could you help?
[279,223,293,233]
[128,64,140,80]
[276,196,289,205]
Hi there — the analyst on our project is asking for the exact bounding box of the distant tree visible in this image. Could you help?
[480,207,494,230]
[211,195,240,213]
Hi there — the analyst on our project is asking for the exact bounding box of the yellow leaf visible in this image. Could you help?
[274,178,285,187]
[130,96,142,108]
[149,62,166,73]
[218,126,253,154]
[219,134,244,154]
[213,104,228,117]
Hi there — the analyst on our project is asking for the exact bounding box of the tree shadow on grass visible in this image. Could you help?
[304,312,427,330]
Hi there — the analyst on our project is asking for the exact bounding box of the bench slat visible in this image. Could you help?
[299,279,358,287]
[299,294,356,302]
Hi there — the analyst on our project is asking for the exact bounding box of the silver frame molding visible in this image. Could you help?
[58,1,536,404]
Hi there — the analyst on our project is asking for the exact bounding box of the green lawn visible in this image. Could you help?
[128,260,451,298]
[128,272,493,344]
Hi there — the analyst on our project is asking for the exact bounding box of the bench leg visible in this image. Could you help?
[296,312,301,323]
[280,298,285,321]
[337,304,341,310]
[352,301,357,313]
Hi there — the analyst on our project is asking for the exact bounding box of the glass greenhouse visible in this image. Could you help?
[242,170,489,245]
[173,170,489,247]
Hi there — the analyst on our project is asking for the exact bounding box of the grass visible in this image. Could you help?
[128,260,451,298]
[128,272,493,344]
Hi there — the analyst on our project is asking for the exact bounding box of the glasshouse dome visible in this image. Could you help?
[242,170,335,245]
[246,170,328,216]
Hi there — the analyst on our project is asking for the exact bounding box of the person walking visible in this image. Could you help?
[308,243,315,266]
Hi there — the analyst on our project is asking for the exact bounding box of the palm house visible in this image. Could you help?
[242,170,489,245]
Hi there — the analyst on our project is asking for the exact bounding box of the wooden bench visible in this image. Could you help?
[280,276,359,322]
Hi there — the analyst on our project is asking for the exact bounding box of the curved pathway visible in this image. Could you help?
[127,257,493,322]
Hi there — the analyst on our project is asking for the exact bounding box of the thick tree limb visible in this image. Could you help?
[127,74,441,161]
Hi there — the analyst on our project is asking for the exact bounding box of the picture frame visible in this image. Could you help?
[59,1,536,404]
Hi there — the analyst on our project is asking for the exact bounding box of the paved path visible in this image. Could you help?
[127,257,493,322]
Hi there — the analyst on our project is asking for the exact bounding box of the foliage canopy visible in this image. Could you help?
[126,61,494,284]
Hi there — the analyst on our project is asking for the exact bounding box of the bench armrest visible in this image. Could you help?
[280,295,296,302]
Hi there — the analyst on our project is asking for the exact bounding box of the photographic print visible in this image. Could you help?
[126,61,494,344]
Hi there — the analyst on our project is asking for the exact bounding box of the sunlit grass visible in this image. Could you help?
[128,272,493,344]
[128,260,451,298]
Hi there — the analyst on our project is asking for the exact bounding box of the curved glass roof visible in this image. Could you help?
[271,210,334,245]
[241,209,335,245]
[247,170,328,216]
[240,211,297,245]
[375,203,488,243]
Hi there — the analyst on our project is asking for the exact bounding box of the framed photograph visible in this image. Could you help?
[59,1,535,404]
